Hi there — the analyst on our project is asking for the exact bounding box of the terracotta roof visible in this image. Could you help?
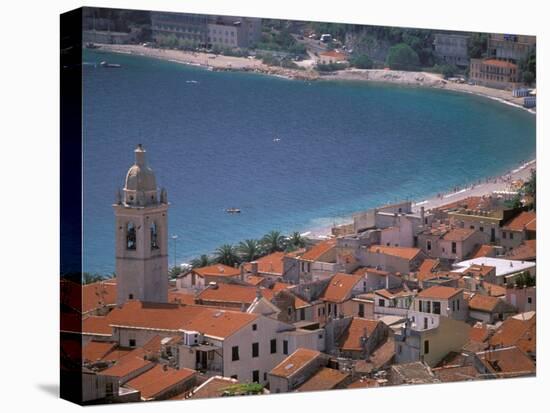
[417,285,462,300]
[346,377,380,389]
[98,348,153,378]
[82,280,117,314]
[374,288,413,300]
[197,283,272,306]
[482,281,506,297]
[319,50,347,59]
[339,318,381,351]
[246,275,265,286]
[436,196,493,212]
[126,364,196,400]
[272,281,292,294]
[101,348,133,363]
[82,316,113,336]
[296,367,349,392]
[417,259,440,281]
[353,267,389,277]
[442,228,476,241]
[320,273,363,303]
[301,238,336,261]
[481,58,518,69]
[477,346,535,376]
[168,291,196,305]
[108,301,258,339]
[244,252,285,275]
[489,316,536,354]
[463,264,495,278]
[367,245,421,261]
[470,325,491,343]
[188,376,239,399]
[503,211,536,232]
[192,264,241,278]
[505,239,536,261]
[270,348,321,378]
[468,294,501,312]
[472,244,496,259]
[83,341,117,363]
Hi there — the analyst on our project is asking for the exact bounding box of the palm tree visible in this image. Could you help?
[287,231,306,250]
[214,244,240,267]
[190,254,212,268]
[237,239,262,262]
[261,230,286,253]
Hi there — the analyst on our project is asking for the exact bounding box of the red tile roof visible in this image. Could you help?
[82,316,113,336]
[339,318,381,351]
[482,59,518,69]
[125,364,196,400]
[188,376,239,399]
[320,273,363,303]
[432,365,480,382]
[417,259,440,281]
[477,346,535,376]
[82,280,117,314]
[108,301,258,339]
[469,325,491,343]
[489,316,536,354]
[246,275,265,286]
[244,252,285,275]
[98,348,153,378]
[83,341,117,363]
[505,239,536,261]
[417,285,462,300]
[442,228,476,241]
[168,291,196,305]
[320,50,347,59]
[193,264,241,278]
[296,367,349,392]
[468,294,501,312]
[367,245,422,261]
[503,211,536,232]
[301,239,337,262]
[196,283,272,306]
[270,348,321,378]
[472,244,496,259]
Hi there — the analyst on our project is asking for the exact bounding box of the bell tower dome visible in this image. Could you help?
[114,144,169,305]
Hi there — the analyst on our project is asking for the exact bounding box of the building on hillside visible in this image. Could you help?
[418,226,490,262]
[295,367,350,392]
[176,264,242,290]
[506,286,535,313]
[467,294,517,324]
[500,211,536,251]
[360,245,426,274]
[433,33,470,67]
[474,346,535,378]
[114,145,169,305]
[373,288,416,319]
[268,348,328,393]
[414,286,467,321]
[318,273,365,322]
[452,257,535,286]
[487,34,536,62]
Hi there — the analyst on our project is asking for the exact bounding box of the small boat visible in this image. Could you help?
[100,60,121,68]
[85,42,101,49]
[225,208,241,214]
[273,137,281,142]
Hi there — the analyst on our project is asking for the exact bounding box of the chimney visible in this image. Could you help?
[251,261,258,276]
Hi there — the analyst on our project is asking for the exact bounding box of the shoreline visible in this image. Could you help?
[93,44,535,114]
[305,158,536,239]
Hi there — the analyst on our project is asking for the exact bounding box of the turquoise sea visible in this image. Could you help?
[82,50,535,274]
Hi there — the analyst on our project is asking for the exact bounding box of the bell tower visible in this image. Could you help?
[114,144,169,305]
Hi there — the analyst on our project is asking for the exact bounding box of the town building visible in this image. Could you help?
[268,348,328,393]
[114,145,169,305]
[176,263,242,290]
[317,50,348,65]
[487,34,536,62]
[469,58,520,90]
[500,210,536,251]
[433,33,470,67]
[413,286,467,321]
[452,257,536,285]
[418,225,490,262]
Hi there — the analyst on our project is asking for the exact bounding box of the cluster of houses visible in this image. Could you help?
[61,146,536,404]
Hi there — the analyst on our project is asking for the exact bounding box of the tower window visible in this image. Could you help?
[150,222,159,250]
[126,222,136,250]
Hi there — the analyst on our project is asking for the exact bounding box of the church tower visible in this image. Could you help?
[114,144,169,305]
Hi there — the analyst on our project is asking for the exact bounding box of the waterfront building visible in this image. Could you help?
[433,33,470,67]
[317,50,348,65]
[487,34,536,62]
[417,225,490,262]
[114,145,169,305]
[469,58,520,90]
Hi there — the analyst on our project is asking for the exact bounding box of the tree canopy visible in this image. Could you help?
[386,43,420,70]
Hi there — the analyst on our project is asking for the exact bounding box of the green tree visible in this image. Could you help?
[522,71,535,86]
[214,244,240,267]
[82,272,105,284]
[386,43,420,70]
[190,254,213,268]
[261,230,286,253]
[287,231,306,249]
[238,239,263,262]
[169,266,183,279]
[435,64,458,79]
[349,54,373,69]
[468,33,488,59]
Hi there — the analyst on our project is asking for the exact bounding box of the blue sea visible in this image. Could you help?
[82,50,536,275]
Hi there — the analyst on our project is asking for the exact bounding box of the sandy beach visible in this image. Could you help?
[96,44,535,113]
[94,44,536,240]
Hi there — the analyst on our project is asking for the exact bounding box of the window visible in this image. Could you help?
[318,308,321,317]
[451,242,457,254]
[456,299,460,311]
[129,339,136,347]
[426,301,431,313]
[252,370,260,383]
[232,346,239,361]
[230,374,238,379]
[252,342,260,358]
[503,231,507,239]
[128,294,134,300]
[423,317,428,330]
[252,324,257,331]
[283,340,288,355]
[480,227,484,232]
[470,225,475,230]
[363,281,367,292]
[264,372,267,381]
[424,340,430,354]
[287,307,292,316]
[378,299,385,307]
[426,240,432,251]
[510,232,514,240]
[299,308,305,320]
[358,303,365,318]
[150,222,159,250]
[433,301,441,314]
[452,300,456,311]
[418,300,423,312]
[270,339,277,354]
[126,222,136,250]
[398,344,402,354]
[527,297,532,304]
[334,305,338,317]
